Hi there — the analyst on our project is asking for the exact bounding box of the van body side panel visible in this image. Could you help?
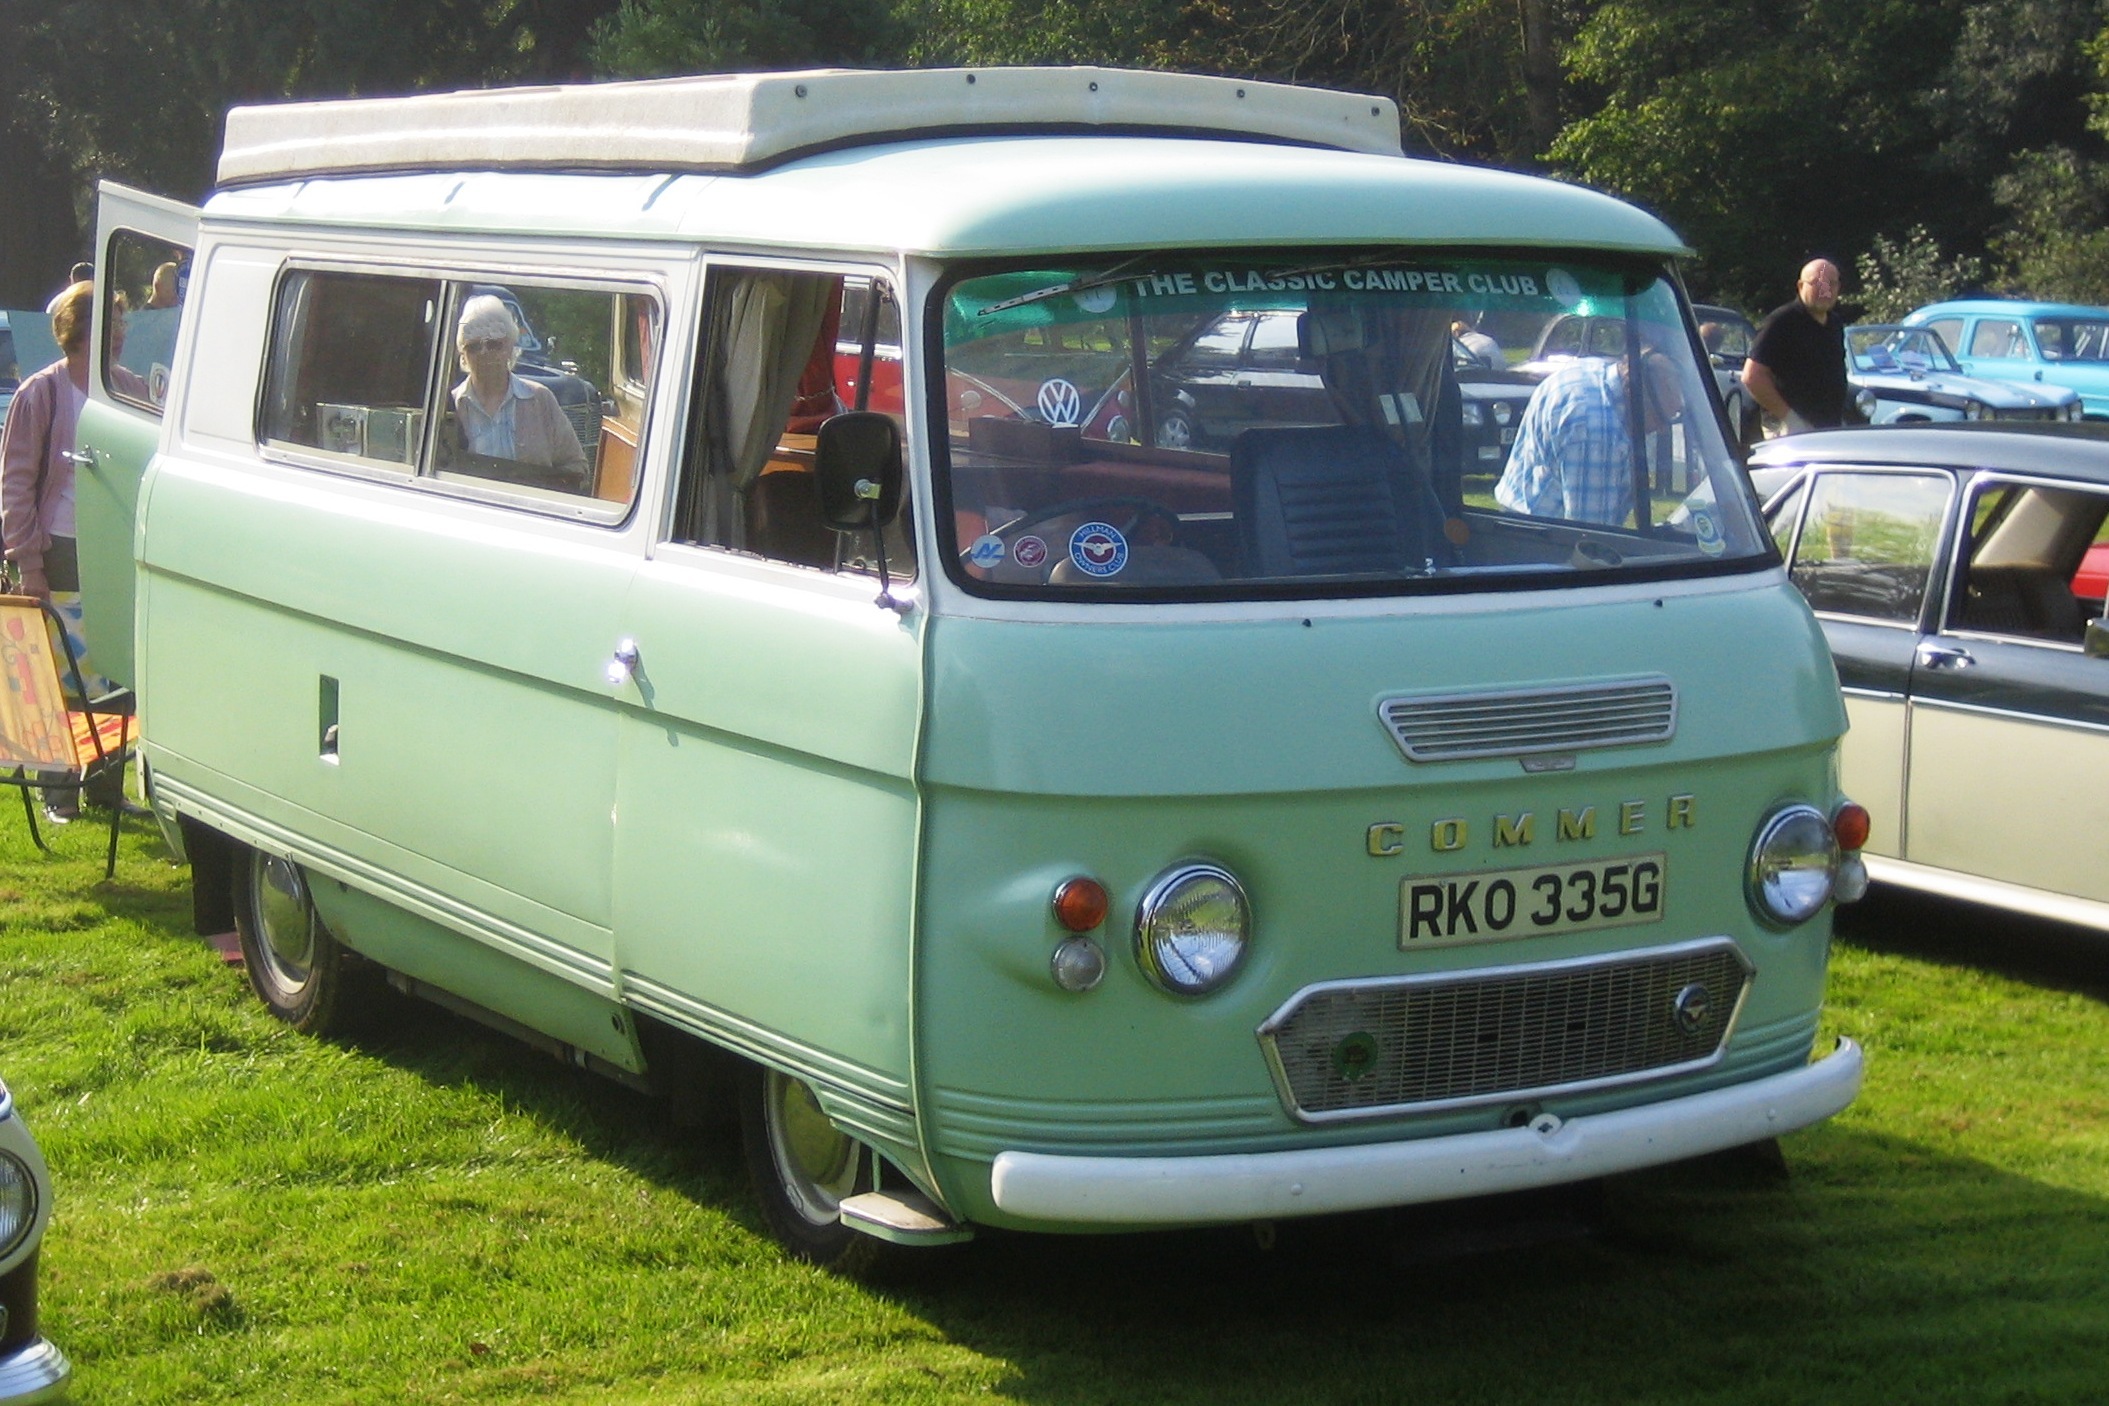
[611,553,924,1144]
[137,455,630,972]
[911,583,1845,1229]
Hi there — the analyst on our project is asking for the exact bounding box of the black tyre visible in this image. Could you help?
[739,1064,881,1273]
[231,848,360,1036]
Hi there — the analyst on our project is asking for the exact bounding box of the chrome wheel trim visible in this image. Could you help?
[1155,411,1193,449]
[764,1071,860,1227]
[250,855,318,991]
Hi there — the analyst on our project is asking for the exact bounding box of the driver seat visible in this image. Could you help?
[1230,426,1434,578]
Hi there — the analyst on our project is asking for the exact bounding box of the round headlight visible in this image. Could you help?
[0,1149,37,1259]
[1493,400,1514,427]
[1747,804,1840,927]
[1134,863,1250,996]
[1965,400,1988,420]
[1855,388,1878,420]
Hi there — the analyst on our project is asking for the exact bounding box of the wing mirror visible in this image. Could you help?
[813,410,907,612]
[815,411,903,531]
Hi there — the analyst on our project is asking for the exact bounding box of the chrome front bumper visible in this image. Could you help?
[990,1036,1863,1225]
[0,1337,71,1405]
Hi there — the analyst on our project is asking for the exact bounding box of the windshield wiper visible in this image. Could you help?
[977,252,1160,316]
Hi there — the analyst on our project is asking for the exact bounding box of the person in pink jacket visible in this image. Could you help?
[1,280,129,819]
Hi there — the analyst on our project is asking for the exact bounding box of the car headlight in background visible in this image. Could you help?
[1746,804,1841,927]
[1854,388,1878,420]
[1493,400,1514,426]
[1460,403,1485,427]
[2066,401,2085,421]
[0,1149,37,1259]
[1965,400,1989,420]
[1135,862,1251,995]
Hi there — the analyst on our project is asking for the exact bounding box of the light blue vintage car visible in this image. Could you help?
[1848,324,2081,423]
[1904,299,2109,418]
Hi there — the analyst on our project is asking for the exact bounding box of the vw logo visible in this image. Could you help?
[1037,378,1083,425]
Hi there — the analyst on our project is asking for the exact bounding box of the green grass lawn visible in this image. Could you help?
[2,809,2104,1403]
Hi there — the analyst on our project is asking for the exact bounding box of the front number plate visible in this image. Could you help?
[1398,854,1667,949]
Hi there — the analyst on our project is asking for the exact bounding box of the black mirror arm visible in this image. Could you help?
[854,476,909,614]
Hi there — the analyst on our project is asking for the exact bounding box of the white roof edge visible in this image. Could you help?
[216,67,1404,187]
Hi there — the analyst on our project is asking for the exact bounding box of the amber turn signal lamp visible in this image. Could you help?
[1832,801,1871,853]
[1052,876,1110,932]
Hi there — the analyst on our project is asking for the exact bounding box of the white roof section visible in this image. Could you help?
[206,136,1689,260]
[217,67,1404,186]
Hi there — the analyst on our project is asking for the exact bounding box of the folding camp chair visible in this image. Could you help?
[0,594,138,877]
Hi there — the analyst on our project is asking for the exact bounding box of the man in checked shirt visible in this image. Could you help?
[1493,347,1685,527]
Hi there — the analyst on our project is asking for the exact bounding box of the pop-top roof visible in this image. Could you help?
[217,67,1405,187]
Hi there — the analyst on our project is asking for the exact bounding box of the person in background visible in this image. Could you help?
[145,262,182,310]
[1495,349,1685,527]
[0,281,119,819]
[1742,259,1861,433]
[1451,317,1503,370]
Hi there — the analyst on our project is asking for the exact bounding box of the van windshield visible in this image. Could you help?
[934,252,1769,598]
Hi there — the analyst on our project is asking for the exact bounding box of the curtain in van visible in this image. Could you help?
[696,272,835,548]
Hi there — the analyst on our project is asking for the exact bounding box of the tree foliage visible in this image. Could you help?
[1855,226,1989,323]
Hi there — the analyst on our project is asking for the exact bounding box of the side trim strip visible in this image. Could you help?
[152,774,617,996]
[1864,854,2109,934]
[990,1038,1862,1225]
[1909,694,2109,738]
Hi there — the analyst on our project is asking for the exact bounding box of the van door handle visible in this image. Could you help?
[1917,642,1975,670]
[61,448,97,468]
[604,638,640,686]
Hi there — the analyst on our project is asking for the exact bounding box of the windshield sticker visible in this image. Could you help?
[967,533,1009,569]
[1037,378,1084,425]
[1068,522,1129,577]
[1691,508,1726,556]
[1013,535,1049,570]
[1074,285,1119,315]
[1546,268,1584,306]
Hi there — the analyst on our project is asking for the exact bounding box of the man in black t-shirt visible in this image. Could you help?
[1743,259,1859,432]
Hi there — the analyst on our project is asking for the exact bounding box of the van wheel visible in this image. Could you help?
[739,1065,880,1274]
[232,849,357,1035]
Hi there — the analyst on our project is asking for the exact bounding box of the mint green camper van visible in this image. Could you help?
[77,68,1865,1266]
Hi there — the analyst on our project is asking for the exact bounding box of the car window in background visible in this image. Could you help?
[2031,317,2109,362]
[1920,318,1965,357]
[1949,479,2109,643]
[1768,478,1810,559]
[1789,471,1951,623]
[1968,319,2026,359]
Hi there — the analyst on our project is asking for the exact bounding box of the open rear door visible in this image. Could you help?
[76,180,199,691]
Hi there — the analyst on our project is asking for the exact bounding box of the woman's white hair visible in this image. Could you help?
[457,294,519,361]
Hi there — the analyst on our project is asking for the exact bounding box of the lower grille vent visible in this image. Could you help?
[1257,938,1750,1122]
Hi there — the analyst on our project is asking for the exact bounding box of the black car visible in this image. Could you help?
[1754,422,2109,934]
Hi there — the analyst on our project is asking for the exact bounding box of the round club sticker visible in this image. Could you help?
[967,533,1008,569]
[1073,285,1118,315]
[1037,378,1084,426]
[1012,535,1049,570]
[1068,521,1128,577]
[1545,268,1584,307]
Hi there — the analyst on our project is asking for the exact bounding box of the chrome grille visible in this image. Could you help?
[1257,938,1750,1122]
[563,401,604,470]
[1378,676,1676,762]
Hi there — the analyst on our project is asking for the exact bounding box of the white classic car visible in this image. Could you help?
[1849,324,2082,425]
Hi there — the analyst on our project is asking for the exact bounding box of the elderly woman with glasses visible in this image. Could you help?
[451,294,586,480]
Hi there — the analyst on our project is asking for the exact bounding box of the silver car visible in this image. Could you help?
[0,1077,69,1404]
[1848,324,2082,425]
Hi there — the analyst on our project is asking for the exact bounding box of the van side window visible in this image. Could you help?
[672,268,915,577]
[259,271,658,515]
[433,284,646,503]
[102,228,192,412]
[261,270,443,466]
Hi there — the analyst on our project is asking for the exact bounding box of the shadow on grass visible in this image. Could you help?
[1838,882,2109,1005]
